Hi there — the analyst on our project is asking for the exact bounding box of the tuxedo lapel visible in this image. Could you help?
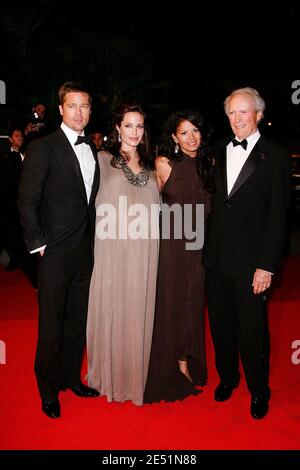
[227,136,266,199]
[89,146,100,206]
[54,129,88,202]
[219,147,228,196]
[217,137,232,197]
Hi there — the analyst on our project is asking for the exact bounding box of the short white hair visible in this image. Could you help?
[224,87,265,118]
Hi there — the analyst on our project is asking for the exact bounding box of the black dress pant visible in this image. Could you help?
[206,266,270,399]
[35,232,93,402]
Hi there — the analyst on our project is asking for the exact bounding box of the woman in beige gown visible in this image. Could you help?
[87,103,159,405]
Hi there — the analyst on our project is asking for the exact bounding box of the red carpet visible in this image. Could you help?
[0,258,300,450]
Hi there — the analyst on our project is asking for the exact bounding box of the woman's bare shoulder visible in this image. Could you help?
[98,150,111,158]
[155,155,170,166]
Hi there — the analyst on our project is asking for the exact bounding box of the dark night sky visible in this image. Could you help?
[1,0,300,146]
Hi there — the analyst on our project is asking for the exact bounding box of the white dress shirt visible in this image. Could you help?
[226,130,260,195]
[61,122,95,203]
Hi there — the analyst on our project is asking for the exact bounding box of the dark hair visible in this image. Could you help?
[8,127,23,138]
[33,102,47,109]
[107,103,153,170]
[158,109,214,192]
[58,81,92,106]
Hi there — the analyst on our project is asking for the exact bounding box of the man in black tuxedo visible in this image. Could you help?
[0,127,37,287]
[18,82,100,418]
[204,87,289,419]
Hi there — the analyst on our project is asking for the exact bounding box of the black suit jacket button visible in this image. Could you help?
[225,202,231,208]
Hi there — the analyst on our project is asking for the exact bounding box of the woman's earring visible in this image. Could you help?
[118,133,121,143]
[174,143,179,154]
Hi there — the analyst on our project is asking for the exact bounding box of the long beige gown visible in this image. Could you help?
[87,151,159,405]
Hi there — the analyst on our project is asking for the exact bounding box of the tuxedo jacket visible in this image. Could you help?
[203,135,290,277]
[18,128,100,253]
[0,150,23,217]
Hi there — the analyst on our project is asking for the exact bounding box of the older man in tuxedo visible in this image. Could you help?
[19,82,100,418]
[204,87,289,419]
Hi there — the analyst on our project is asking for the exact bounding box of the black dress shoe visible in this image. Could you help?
[42,400,60,418]
[70,383,100,397]
[250,396,269,419]
[214,383,238,402]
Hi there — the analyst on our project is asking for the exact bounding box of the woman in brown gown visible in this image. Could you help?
[144,110,214,403]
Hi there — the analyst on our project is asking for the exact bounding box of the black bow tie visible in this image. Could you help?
[74,135,90,146]
[232,138,248,150]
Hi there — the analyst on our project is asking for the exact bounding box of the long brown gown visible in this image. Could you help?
[87,152,160,406]
[144,153,210,403]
